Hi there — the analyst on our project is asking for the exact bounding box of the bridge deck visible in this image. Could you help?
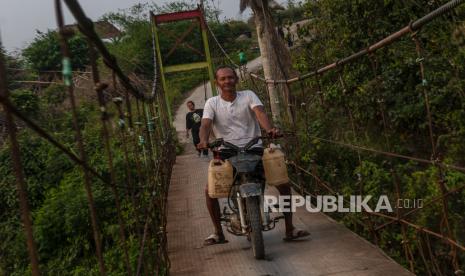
[167,61,413,275]
[167,145,413,276]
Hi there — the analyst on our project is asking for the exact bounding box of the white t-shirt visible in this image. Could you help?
[203,90,263,148]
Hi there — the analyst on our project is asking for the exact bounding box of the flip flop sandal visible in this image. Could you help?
[203,234,228,246]
[283,228,310,242]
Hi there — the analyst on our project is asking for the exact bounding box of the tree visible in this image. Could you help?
[0,46,31,91]
[22,30,89,73]
[240,0,294,123]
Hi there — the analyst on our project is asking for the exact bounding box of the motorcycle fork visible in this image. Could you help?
[236,194,248,234]
[260,194,271,228]
[236,174,269,233]
[236,173,250,234]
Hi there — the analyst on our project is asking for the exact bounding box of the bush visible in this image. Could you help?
[43,83,67,106]
[10,89,40,117]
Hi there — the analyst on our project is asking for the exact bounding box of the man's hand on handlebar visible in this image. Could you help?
[267,127,281,139]
[197,141,208,150]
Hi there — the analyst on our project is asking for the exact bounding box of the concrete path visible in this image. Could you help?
[167,59,413,276]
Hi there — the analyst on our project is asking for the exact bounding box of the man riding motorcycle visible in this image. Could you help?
[197,65,310,246]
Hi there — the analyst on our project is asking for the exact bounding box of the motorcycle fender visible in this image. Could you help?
[239,183,262,198]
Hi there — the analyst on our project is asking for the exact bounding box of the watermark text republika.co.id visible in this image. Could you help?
[264,195,423,213]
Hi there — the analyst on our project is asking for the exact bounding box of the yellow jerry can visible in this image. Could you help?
[208,159,233,198]
[262,146,289,186]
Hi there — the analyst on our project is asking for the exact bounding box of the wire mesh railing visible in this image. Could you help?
[0,0,176,275]
[242,0,465,274]
[2,0,465,274]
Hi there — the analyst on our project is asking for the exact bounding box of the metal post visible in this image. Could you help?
[151,15,173,122]
[200,19,217,96]
[0,45,41,276]
[87,43,132,276]
[54,1,106,274]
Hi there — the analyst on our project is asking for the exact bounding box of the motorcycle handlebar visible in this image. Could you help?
[206,134,285,150]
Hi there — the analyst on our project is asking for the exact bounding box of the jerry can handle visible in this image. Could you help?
[211,150,223,165]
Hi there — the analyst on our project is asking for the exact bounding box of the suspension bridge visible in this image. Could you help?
[0,0,464,275]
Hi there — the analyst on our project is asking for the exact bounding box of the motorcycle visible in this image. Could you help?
[207,136,283,259]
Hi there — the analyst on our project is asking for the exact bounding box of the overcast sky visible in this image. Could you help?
[0,0,263,54]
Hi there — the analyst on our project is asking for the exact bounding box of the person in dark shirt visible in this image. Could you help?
[186,101,208,157]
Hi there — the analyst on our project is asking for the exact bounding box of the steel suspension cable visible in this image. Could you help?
[305,134,465,173]
[204,18,239,68]
[287,160,465,252]
[250,0,465,84]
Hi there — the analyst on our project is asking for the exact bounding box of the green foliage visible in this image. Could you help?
[208,20,258,65]
[272,0,306,26]
[10,89,40,117]
[0,97,156,274]
[103,1,220,28]
[22,30,89,72]
[42,83,67,106]
[165,69,206,107]
[2,49,36,91]
[287,0,465,273]
[0,130,76,274]
[106,20,154,74]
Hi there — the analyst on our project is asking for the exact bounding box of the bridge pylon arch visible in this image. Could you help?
[151,8,217,122]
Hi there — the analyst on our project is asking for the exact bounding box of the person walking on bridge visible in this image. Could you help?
[186,100,208,157]
[238,49,247,79]
[197,65,309,245]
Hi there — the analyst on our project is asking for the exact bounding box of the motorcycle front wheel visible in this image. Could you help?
[246,196,265,259]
